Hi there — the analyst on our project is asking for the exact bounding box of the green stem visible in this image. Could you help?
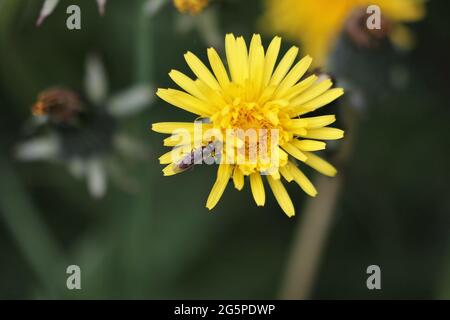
[280,106,359,299]
[280,175,343,299]
[0,152,65,297]
[115,0,157,296]
[135,0,154,84]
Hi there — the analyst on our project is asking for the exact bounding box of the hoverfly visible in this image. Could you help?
[174,141,222,173]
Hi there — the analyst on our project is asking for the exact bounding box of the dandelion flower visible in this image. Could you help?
[262,0,426,66]
[152,34,344,217]
[173,0,209,15]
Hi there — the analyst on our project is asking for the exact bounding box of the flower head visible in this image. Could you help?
[31,88,83,124]
[262,0,426,66]
[16,55,153,198]
[173,0,210,15]
[152,34,344,217]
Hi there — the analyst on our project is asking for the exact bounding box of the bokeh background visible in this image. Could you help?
[1,0,450,299]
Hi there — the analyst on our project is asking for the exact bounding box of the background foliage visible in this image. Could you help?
[0,0,449,299]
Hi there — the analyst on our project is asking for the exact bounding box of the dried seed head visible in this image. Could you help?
[32,88,83,124]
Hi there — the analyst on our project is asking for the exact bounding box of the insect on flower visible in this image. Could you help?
[174,140,222,173]
[153,34,345,217]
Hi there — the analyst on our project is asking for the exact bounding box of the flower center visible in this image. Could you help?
[211,96,292,141]
[209,95,292,174]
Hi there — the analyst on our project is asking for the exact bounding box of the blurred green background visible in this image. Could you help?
[0,0,450,299]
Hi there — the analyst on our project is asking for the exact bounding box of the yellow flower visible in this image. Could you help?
[262,0,426,66]
[152,34,344,217]
[173,0,210,15]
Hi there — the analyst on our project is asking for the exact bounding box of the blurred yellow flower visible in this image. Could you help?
[153,34,344,217]
[173,0,210,15]
[262,0,426,66]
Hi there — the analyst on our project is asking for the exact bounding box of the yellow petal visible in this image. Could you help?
[291,88,344,116]
[275,55,312,99]
[158,147,189,164]
[162,163,179,176]
[263,36,281,86]
[225,33,239,83]
[194,79,226,109]
[279,165,294,182]
[284,75,317,101]
[290,128,307,136]
[287,161,317,197]
[206,164,232,210]
[156,88,212,116]
[163,134,184,147]
[184,51,221,91]
[159,150,174,165]
[249,44,265,97]
[207,47,230,89]
[169,70,206,100]
[269,46,298,86]
[303,115,336,128]
[163,131,201,147]
[284,118,308,129]
[303,151,337,177]
[270,169,281,180]
[248,34,263,65]
[236,36,250,82]
[267,175,295,217]
[250,172,265,206]
[290,79,333,108]
[264,109,279,126]
[300,128,344,140]
[233,166,244,190]
[152,122,210,134]
[292,139,326,151]
[257,85,277,105]
[278,146,289,165]
[282,142,307,161]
